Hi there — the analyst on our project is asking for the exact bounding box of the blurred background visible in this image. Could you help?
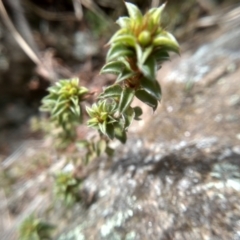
[0,0,240,239]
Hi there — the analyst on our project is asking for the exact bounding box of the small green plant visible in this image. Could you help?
[40,78,89,147]
[40,2,179,204]
[41,2,179,147]
[19,215,55,240]
[87,2,179,142]
[53,172,82,206]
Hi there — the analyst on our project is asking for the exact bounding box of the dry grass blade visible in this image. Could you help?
[0,0,41,66]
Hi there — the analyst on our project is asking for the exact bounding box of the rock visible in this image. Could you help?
[57,139,240,240]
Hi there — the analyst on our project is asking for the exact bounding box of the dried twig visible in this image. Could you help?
[72,0,83,21]
[0,0,59,81]
[0,0,41,66]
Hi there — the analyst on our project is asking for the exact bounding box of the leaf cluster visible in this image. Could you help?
[53,172,82,207]
[87,2,179,142]
[40,78,89,147]
[19,215,55,240]
[77,138,114,164]
[41,78,88,131]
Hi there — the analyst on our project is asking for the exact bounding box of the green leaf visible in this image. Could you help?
[99,84,123,99]
[76,140,89,148]
[53,98,69,109]
[123,107,135,128]
[153,32,179,53]
[78,87,89,95]
[133,106,143,120]
[125,2,143,20]
[105,124,115,140]
[135,44,143,65]
[110,34,136,47]
[100,61,124,74]
[52,104,68,118]
[116,68,135,83]
[118,88,135,113]
[105,146,115,156]
[48,86,59,94]
[149,3,166,24]
[108,28,128,44]
[99,121,107,135]
[139,56,156,80]
[135,89,158,111]
[140,77,161,100]
[120,58,131,69]
[116,17,132,28]
[107,44,134,61]
[86,106,95,118]
[69,105,80,117]
[41,99,56,106]
[154,50,170,63]
[70,96,79,108]
[114,124,127,143]
[140,46,153,65]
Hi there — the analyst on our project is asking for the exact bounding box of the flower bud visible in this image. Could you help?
[138,30,151,47]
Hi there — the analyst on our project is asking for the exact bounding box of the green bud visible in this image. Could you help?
[138,30,151,47]
[69,88,77,95]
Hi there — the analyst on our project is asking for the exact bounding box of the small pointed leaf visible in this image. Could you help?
[116,69,135,83]
[86,106,95,118]
[140,46,153,65]
[133,106,143,120]
[99,121,107,135]
[135,44,143,65]
[135,89,158,111]
[116,17,132,28]
[52,104,68,118]
[153,32,179,53]
[110,34,136,47]
[100,61,124,75]
[139,56,156,80]
[150,3,166,24]
[105,124,115,140]
[140,77,162,100]
[118,88,135,113]
[70,96,79,108]
[114,124,127,144]
[125,2,143,20]
[108,28,129,44]
[154,50,170,63]
[107,44,134,61]
[123,107,135,128]
[99,84,123,99]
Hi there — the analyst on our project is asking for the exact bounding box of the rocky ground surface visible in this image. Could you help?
[1,4,240,240]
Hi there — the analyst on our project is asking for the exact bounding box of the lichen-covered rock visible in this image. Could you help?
[57,138,240,240]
